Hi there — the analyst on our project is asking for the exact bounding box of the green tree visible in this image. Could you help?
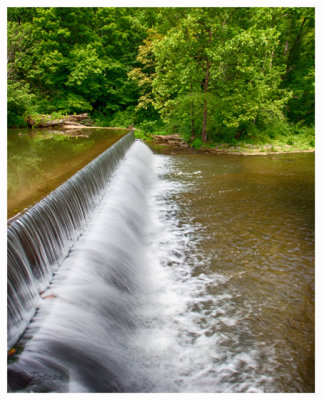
[210,8,292,139]
[7,7,315,135]
[131,7,294,142]
[276,8,315,125]
[7,15,36,126]
[7,7,146,123]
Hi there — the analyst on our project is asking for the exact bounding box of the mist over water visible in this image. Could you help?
[8,141,314,393]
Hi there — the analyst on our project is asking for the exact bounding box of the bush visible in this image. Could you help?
[136,119,165,134]
[108,107,135,128]
[261,119,292,140]
[54,93,93,114]
[134,130,150,141]
[191,137,203,149]
[251,120,315,149]
[7,80,35,127]
[91,112,112,127]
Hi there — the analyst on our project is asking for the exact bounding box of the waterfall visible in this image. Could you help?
[8,139,155,392]
[7,131,135,351]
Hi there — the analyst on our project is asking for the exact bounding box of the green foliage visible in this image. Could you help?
[276,8,315,125]
[7,6,314,147]
[256,119,293,141]
[191,137,203,149]
[108,108,135,128]
[240,121,314,150]
[136,119,165,134]
[133,130,151,141]
[131,7,314,144]
[7,7,146,126]
[133,119,166,140]
[54,93,93,114]
[7,81,35,127]
[91,113,112,128]
[27,111,66,127]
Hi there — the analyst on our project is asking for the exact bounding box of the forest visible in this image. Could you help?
[7,7,315,148]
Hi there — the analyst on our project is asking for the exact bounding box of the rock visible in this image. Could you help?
[8,367,33,391]
[26,113,89,128]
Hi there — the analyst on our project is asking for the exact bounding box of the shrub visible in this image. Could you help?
[136,119,165,134]
[108,108,135,128]
[191,137,203,149]
[7,80,35,127]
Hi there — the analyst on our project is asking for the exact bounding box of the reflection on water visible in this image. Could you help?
[7,128,129,219]
[152,151,314,392]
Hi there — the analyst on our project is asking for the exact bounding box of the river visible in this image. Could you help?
[7,134,314,392]
[7,128,129,220]
[148,150,314,392]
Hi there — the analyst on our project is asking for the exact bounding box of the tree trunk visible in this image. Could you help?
[191,117,195,138]
[190,82,195,139]
[201,28,212,143]
[202,60,210,142]
[287,17,307,71]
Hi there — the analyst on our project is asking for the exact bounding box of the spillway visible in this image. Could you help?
[7,132,135,351]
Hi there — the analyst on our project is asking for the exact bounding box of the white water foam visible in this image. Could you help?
[130,153,278,393]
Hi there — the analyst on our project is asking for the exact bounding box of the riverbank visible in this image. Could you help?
[145,134,315,155]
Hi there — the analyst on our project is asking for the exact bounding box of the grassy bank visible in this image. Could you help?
[10,110,314,155]
[134,122,315,154]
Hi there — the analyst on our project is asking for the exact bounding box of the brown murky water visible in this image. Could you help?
[7,128,129,220]
[7,133,314,391]
[154,151,314,392]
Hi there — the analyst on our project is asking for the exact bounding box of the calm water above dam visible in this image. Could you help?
[8,139,314,392]
[7,128,129,219]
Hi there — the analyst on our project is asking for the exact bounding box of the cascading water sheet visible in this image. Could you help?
[8,140,156,392]
[7,132,135,350]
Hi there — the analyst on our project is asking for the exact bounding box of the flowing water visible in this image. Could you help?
[7,132,135,350]
[8,140,314,393]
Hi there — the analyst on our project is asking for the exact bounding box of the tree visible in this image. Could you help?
[131,8,294,142]
[276,8,315,125]
[7,14,36,126]
[210,8,292,137]
[7,7,146,121]
[7,7,315,134]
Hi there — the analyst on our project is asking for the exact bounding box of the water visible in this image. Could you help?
[7,132,135,350]
[147,151,314,392]
[7,127,129,219]
[8,144,314,392]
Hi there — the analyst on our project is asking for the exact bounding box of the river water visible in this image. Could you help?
[7,128,129,219]
[8,140,314,393]
[147,150,314,392]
